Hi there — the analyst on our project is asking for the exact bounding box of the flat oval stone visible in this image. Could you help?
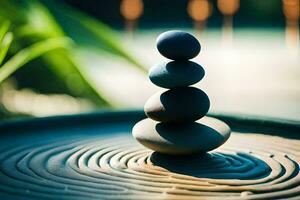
[149,61,205,88]
[132,117,231,155]
[144,87,209,123]
[156,30,201,60]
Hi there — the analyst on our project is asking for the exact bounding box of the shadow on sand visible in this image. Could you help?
[150,151,271,180]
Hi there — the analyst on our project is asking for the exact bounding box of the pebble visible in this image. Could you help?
[156,30,201,60]
[132,116,231,155]
[149,61,205,88]
[144,87,210,123]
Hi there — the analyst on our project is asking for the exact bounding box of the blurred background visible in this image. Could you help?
[0,0,299,121]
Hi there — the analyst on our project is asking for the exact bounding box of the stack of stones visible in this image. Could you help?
[133,30,231,155]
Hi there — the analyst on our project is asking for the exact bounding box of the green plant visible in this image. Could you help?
[0,22,71,84]
[0,0,147,118]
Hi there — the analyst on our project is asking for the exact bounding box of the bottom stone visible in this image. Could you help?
[132,116,231,155]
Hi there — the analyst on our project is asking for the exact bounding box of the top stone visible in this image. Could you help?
[156,30,201,60]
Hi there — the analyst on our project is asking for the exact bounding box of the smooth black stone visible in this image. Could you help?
[156,30,201,60]
[132,117,231,155]
[149,61,205,88]
[144,87,210,123]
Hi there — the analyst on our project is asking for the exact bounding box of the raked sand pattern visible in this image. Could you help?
[0,132,299,200]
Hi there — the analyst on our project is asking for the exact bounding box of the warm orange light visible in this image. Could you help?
[283,0,299,21]
[217,0,240,15]
[120,0,144,21]
[187,0,212,21]
[282,0,299,53]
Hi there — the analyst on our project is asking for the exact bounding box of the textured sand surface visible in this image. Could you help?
[0,129,299,200]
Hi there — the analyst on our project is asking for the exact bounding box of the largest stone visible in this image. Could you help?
[132,116,231,155]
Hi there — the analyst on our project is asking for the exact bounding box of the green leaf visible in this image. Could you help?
[0,20,10,43]
[43,0,147,73]
[16,1,64,39]
[0,32,13,65]
[0,37,71,84]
